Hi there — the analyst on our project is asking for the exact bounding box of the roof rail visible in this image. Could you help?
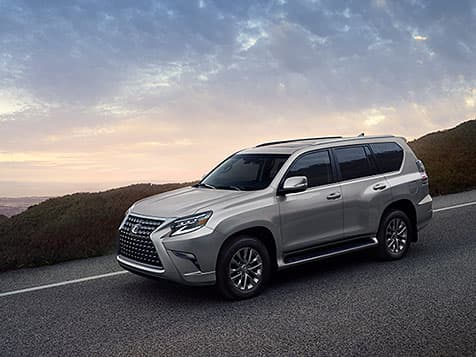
[311,135,396,146]
[256,137,342,147]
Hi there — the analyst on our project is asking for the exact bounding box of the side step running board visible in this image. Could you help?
[283,237,378,266]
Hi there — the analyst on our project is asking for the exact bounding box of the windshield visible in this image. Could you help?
[199,154,289,191]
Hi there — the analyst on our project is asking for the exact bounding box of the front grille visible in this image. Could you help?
[119,215,164,267]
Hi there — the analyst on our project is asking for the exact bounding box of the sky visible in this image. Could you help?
[1,0,475,197]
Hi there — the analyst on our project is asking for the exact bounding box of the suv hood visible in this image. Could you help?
[130,186,244,218]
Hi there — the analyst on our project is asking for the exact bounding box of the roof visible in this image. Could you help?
[240,135,398,155]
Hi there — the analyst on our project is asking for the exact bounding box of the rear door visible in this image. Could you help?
[278,149,344,252]
[332,145,393,238]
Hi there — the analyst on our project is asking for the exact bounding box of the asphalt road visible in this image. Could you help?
[1,191,475,356]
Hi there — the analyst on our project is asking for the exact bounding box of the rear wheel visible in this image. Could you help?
[216,236,271,300]
[377,210,413,260]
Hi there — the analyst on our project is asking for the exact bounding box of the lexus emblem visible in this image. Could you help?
[131,224,141,234]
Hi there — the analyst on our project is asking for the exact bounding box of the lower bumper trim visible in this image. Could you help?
[117,255,165,275]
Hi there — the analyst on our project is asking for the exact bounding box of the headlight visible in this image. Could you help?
[170,211,212,236]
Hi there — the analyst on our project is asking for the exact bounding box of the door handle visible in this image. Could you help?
[327,192,341,200]
[373,183,387,191]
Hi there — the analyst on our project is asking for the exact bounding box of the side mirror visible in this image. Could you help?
[279,176,308,195]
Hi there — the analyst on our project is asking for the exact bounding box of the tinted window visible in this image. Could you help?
[364,146,378,172]
[286,151,333,188]
[334,146,375,180]
[202,154,289,191]
[370,143,404,173]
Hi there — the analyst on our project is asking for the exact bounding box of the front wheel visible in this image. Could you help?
[376,210,413,260]
[216,236,271,300]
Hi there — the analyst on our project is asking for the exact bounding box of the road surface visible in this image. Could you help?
[1,190,475,356]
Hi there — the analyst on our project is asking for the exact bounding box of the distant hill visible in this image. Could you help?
[409,119,476,195]
[0,206,24,217]
[0,183,192,271]
[0,197,50,217]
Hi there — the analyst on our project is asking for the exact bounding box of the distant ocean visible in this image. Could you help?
[0,197,50,217]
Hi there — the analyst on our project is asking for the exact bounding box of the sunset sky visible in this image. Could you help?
[1,0,475,197]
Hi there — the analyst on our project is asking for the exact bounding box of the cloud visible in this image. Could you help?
[363,107,396,127]
[413,35,427,41]
[0,0,475,195]
[465,89,476,108]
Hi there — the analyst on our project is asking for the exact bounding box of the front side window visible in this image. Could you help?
[334,146,375,181]
[286,150,333,188]
[370,142,404,173]
[201,154,289,191]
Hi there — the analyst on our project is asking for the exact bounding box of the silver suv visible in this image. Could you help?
[117,136,432,299]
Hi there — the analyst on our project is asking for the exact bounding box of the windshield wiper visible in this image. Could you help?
[196,183,216,189]
[216,185,242,191]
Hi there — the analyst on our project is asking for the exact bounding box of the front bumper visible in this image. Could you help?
[117,222,224,286]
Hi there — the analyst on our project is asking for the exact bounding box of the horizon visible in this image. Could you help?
[1,1,475,197]
[1,119,472,198]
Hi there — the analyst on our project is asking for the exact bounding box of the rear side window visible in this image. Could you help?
[369,142,404,173]
[334,146,375,181]
[286,150,333,188]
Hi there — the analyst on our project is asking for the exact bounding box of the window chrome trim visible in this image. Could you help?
[338,174,387,186]
[280,181,341,197]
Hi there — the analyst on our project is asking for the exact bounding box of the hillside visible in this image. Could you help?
[409,119,476,195]
[0,183,192,271]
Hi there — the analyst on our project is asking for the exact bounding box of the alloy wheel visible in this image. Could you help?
[385,218,408,254]
[229,247,263,292]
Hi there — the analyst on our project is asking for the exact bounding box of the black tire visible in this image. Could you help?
[216,235,271,300]
[377,210,413,260]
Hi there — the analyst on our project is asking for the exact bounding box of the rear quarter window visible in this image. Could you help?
[369,142,404,173]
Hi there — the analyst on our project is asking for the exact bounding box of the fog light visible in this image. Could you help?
[172,251,201,271]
